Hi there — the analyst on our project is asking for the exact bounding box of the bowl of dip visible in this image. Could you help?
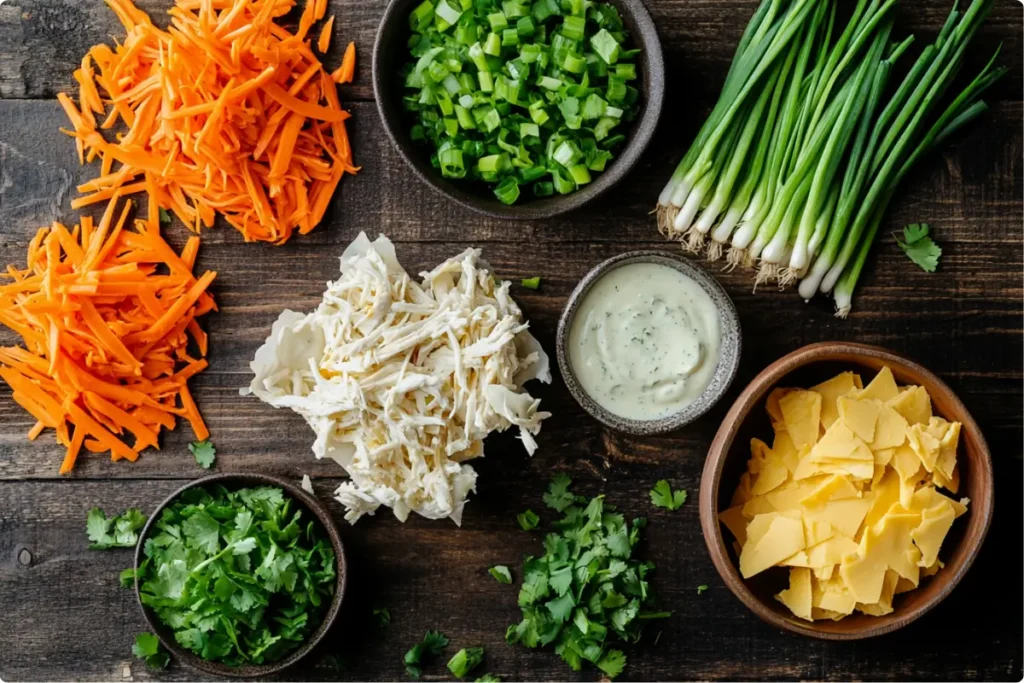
[556,250,741,435]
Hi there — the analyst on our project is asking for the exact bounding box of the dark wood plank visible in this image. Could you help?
[0,476,1021,681]
[0,0,1020,102]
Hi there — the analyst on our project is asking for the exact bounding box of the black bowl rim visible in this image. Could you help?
[372,0,666,220]
[133,472,347,678]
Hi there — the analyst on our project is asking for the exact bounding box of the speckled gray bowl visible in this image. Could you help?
[556,250,742,435]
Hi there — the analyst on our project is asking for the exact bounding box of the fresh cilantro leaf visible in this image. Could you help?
[476,674,501,682]
[521,277,541,290]
[132,632,170,670]
[649,480,687,510]
[182,510,220,554]
[158,207,172,224]
[447,647,485,678]
[189,439,216,469]
[489,565,513,584]
[896,223,942,273]
[542,474,577,512]
[517,509,540,531]
[597,649,627,679]
[545,593,575,623]
[697,584,709,595]
[87,507,147,549]
[404,630,449,678]
[373,605,392,629]
[119,567,137,588]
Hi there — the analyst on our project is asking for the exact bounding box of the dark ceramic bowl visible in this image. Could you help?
[133,472,347,678]
[556,250,742,435]
[372,0,665,219]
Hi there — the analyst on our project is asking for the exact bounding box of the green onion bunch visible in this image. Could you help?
[655,0,1004,316]
[402,0,642,205]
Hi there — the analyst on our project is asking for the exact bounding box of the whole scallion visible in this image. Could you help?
[401,0,642,205]
[655,0,1004,317]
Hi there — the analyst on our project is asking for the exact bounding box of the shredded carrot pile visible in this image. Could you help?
[58,0,358,245]
[0,198,216,474]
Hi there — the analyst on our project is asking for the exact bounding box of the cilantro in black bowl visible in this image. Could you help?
[133,473,346,677]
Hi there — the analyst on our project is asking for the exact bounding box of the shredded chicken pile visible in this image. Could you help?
[244,233,551,524]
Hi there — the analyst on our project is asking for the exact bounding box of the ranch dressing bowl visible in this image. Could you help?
[556,251,741,435]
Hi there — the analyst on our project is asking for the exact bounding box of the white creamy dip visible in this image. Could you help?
[567,262,722,421]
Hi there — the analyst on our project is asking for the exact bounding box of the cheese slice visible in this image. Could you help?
[811,372,861,429]
[780,389,823,449]
[800,474,861,506]
[911,501,956,567]
[776,567,813,621]
[731,471,753,506]
[751,459,789,496]
[765,387,792,428]
[907,424,941,473]
[814,576,856,615]
[856,569,900,616]
[803,497,871,539]
[854,366,900,403]
[837,396,879,442]
[887,385,932,425]
[739,514,806,579]
[871,405,909,450]
[718,505,749,545]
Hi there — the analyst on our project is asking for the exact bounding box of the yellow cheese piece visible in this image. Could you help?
[813,565,836,581]
[863,470,900,530]
[772,430,802,475]
[764,478,829,512]
[871,405,908,450]
[802,497,871,539]
[765,387,792,427]
[803,519,835,547]
[887,385,932,425]
[854,366,900,403]
[779,389,822,449]
[935,421,961,481]
[751,459,789,496]
[739,514,806,578]
[911,501,956,568]
[811,371,861,429]
[892,444,924,509]
[856,569,900,616]
[745,511,800,547]
[841,506,920,603]
[907,424,941,473]
[747,438,772,475]
[873,447,896,467]
[814,576,856,615]
[811,607,847,621]
[837,396,879,442]
[776,567,813,621]
[731,472,753,507]
[911,486,968,519]
[784,534,859,569]
[718,505,749,546]
[921,558,944,578]
[741,495,775,518]
[800,474,860,507]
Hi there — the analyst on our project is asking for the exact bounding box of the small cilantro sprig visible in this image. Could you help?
[132,632,170,670]
[489,565,513,584]
[505,476,668,679]
[404,630,449,678]
[189,439,216,469]
[86,507,147,549]
[895,223,942,273]
[649,480,687,511]
[137,485,336,667]
[447,647,485,679]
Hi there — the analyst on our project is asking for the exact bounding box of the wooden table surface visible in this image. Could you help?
[0,0,1021,681]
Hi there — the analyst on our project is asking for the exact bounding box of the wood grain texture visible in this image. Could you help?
[0,0,1021,680]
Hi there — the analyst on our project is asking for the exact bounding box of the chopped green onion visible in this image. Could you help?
[590,28,619,64]
[494,176,521,204]
[409,0,435,31]
[521,276,541,289]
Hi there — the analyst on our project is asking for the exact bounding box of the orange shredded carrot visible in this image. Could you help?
[59,0,358,245]
[333,42,357,84]
[0,200,215,473]
[318,16,334,53]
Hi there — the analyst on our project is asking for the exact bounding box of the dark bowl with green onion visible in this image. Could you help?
[373,0,664,219]
[133,472,346,678]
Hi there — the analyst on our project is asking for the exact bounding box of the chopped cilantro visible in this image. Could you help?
[189,439,216,469]
[489,565,513,584]
[132,632,170,670]
[506,476,667,679]
[896,223,942,272]
[119,567,138,588]
[158,207,172,224]
[649,480,687,510]
[517,509,540,531]
[86,507,147,549]
[521,277,541,290]
[374,605,392,629]
[448,647,485,678]
[136,485,336,666]
[404,630,449,678]
[697,584,709,595]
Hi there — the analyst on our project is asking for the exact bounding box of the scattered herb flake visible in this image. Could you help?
[119,567,138,588]
[896,223,942,273]
[404,630,449,678]
[649,480,687,510]
[189,439,216,469]
[697,584,709,595]
[489,565,513,584]
[517,509,540,531]
[86,507,147,549]
[521,277,541,290]
[373,605,392,629]
[542,473,581,512]
[132,632,170,670]
[476,674,501,682]
[448,647,485,679]
[158,207,172,224]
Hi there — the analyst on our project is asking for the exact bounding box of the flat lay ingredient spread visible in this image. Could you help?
[137,484,336,666]
[401,0,642,203]
[0,201,215,473]
[719,367,969,621]
[57,0,357,244]
[243,232,551,524]
[567,261,720,421]
[655,0,1005,316]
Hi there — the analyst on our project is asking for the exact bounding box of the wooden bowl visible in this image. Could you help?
[371,0,665,220]
[699,342,993,640]
[133,473,347,677]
